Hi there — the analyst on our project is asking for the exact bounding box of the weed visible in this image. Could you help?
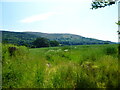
[2,44,119,88]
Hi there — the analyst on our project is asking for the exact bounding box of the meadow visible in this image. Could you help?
[1,43,119,88]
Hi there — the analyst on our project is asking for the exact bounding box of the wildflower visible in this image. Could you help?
[56,49,61,52]
[46,63,51,67]
[64,49,68,52]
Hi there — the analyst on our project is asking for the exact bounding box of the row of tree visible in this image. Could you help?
[32,37,59,48]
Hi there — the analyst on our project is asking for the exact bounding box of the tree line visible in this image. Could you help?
[31,37,59,48]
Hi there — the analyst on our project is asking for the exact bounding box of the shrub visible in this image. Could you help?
[8,47,17,56]
[2,44,118,88]
[104,46,117,55]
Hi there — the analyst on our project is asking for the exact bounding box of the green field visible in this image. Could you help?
[2,44,119,88]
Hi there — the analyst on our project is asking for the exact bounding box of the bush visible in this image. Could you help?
[32,37,50,48]
[2,44,119,88]
[104,46,117,55]
[2,44,29,88]
[50,41,59,47]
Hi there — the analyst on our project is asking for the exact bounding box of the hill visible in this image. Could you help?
[1,30,115,47]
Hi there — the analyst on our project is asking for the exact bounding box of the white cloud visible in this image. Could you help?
[20,12,62,23]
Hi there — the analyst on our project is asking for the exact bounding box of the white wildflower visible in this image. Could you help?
[57,49,61,52]
[64,49,68,52]
[46,63,51,67]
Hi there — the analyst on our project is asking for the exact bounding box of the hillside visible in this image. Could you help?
[1,30,115,47]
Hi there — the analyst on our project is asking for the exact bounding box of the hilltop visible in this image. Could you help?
[1,30,115,47]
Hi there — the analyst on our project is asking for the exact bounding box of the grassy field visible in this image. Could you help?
[2,43,119,88]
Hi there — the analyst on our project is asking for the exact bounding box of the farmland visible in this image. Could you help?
[2,43,119,88]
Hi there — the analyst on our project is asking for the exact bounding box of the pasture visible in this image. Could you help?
[2,44,119,88]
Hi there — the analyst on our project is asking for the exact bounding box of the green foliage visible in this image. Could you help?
[32,37,59,48]
[2,44,119,88]
[116,21,120,25]
[32,37,50,48]
[104,46,117,55]
[50,40,59,47]
[91,0,117,9]
[1,31,115,47]
[2,44,29,88]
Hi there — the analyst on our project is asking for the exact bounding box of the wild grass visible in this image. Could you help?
[2,44,119,88]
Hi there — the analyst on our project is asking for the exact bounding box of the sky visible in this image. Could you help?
[0,0,119,42]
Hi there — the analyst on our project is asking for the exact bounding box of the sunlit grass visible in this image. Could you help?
[2,44,119,88]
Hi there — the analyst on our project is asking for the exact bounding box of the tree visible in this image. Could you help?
[91,0,120,34]
[50,40,59,47]
[91,0,119,9]
[116,21,120,25]
[32,37,50,48]
[116,21,120,34]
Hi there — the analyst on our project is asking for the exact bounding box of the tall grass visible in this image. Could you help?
[2,44,119,88]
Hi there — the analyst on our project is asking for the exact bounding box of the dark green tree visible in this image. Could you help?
[2,39,8,44]
[50,40,59,47]
[32,37,50,48]
[91,0,118,9]
[116,21,120,25]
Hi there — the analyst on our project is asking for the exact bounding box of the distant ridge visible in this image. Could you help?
[1,30,115,47]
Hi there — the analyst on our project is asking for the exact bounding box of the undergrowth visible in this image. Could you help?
[2,44,119,88]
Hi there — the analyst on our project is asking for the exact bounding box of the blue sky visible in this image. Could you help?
[0,0,118,42]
